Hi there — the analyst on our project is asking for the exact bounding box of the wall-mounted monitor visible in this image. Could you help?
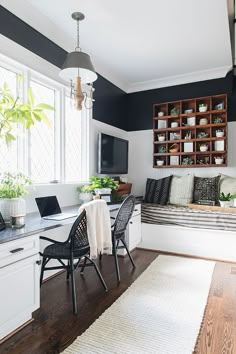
[97,133,128,174]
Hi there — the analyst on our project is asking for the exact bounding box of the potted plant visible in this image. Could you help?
[0,172,32,221]
[197,131,209,138]
[198,103,207,112]
[214,156,224,165]
[89,176,118,195]
[199,143,208,152]
[216,129,224,137]
[77,184,94,203]
[157,134,165,142]
[0,83,54,144]
[219,192,232,208]
[213,116,223,124]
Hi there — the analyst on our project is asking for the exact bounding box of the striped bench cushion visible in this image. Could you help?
[141,203,236,232]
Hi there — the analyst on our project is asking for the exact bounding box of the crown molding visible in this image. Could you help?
[126,65,233,93]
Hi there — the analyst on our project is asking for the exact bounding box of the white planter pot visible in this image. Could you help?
[199,106,207,112]
[94,188,111,195]
[231,198,236,207]
[219,200,232,208]
[79,193,93,203]
[0,198,26,222]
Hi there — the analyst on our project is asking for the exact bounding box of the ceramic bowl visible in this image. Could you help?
[158,112,164,117]
[199,106,207,112]
[200,146,208,152]
[171,122,178,128]
[216,131,224,137]
[156,160,164,166]
[184,109,193,114]
[199,118,208,125]
[215,158,223,165]
[158,136,165,142]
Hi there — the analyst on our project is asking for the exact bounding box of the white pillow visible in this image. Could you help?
[220,174,236,195]
[169,174,194,206]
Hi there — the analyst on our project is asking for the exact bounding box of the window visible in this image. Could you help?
[0,55,90,183]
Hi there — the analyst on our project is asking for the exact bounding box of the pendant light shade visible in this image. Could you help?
[59,51,97,83]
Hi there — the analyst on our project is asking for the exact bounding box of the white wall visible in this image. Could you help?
[128,122,236,196]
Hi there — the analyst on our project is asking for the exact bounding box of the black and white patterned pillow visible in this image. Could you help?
[193,176,221,203]
[145,176,173,205]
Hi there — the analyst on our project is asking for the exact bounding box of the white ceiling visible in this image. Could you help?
[0,0,233,92]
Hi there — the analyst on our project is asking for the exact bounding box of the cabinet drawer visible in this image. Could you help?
[0,235,39,268]
[132,203,141,217]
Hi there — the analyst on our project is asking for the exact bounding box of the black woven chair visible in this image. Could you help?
[39,210,108,314]
[100,195,136,282]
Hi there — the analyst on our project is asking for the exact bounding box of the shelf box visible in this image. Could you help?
[184,142,193,152]
[158,120,167,129]
[170,156,179,165]
[214,140,224,151]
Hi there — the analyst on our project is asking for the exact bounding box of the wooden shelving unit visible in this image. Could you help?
[153,94,227,168]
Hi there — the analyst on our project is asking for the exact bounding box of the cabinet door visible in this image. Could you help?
[128,214,142,251]
[0,254,40,340]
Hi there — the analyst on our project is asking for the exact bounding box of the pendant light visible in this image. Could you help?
[59,12,97,110]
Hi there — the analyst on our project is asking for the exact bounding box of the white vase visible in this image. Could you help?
[79,192,93,203]
[94,188,111,195]
[0,198,26,221]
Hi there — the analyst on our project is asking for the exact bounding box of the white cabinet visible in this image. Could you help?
[0,235,40,341]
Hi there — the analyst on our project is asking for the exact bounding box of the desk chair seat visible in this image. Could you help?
[100,195,136,282]
[40,210,107,314]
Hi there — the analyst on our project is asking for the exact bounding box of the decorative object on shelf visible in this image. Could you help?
[0,83,54,144]
[158,112,164,117]
[199,118,208,125]
[182,157,194,165]
[216,129,224,137]
[10,215,25,229]
[214,156,224,164]
[171,122,179,128]
[169,143,179,153]
[199,144,208,152]
[184,142,193,152]
[186,117,196,126]
[214,140,224,151]
[198,104,207,112]
[158,146,167,153]
[197,156,210,165]
[214,102,224,110]
[184,131,192,140]
[59,12,97,110]
[170,107,180,116]
[170,155,179,165]
[197,131,209,138]
[158,134,165,141]
[170,132,181,140]
[156,160,164,166]
[158,120,167,129]
[213,116,223,124]
[219,192,232,207]
[184,109,193,114]
[0,172,32,222]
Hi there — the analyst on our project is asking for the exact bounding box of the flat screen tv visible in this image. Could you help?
[98,133,128,174]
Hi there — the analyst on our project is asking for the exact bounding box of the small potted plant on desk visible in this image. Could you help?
[219,192,232,208]
[0,172,32,222]
[77,184,94,203]
[89,176,118,195]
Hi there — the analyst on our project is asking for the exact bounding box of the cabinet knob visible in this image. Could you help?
[10,247,24,254]
[134,209,138,212]
[36,260,42,265]
[129,221,133,224]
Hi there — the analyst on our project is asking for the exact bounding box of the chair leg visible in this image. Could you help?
[113,239,120,282]
[40,256,47,287]
[70,256,77,314]
[66,259,70,281]
[121,238,135,268]
[80,256,87,274]
[99,251,103,262]
[88,257,108,291]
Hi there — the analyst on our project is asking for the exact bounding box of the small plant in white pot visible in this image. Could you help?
[89,176,118,195]
[77,185,94,203]
[0,172,32,221]
[219,192,232,208]
[198,103,207,112]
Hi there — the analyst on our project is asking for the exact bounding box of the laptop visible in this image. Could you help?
[35,196,77,220]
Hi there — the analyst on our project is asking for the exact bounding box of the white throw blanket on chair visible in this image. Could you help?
[79,199,112,258]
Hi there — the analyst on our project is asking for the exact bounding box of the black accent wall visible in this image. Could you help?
[0,5,235,132]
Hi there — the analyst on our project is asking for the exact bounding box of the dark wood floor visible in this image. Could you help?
[1,249,158,354]
[1,250,236,354]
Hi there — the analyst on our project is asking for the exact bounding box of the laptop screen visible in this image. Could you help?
[35,196,62,217]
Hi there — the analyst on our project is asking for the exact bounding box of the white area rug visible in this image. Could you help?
[63,255,215,354]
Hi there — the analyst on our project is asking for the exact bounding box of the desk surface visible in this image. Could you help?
[0,204,122,245]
